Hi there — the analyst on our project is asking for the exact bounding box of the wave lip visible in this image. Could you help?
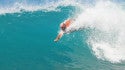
[0,0,82,15]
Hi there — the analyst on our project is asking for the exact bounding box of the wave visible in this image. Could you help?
[68,1,125,63]
[0,0,85,15]
[1,0,125,63]
[0,0,124,15]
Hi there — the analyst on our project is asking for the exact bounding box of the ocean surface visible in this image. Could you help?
[0,0,125,70]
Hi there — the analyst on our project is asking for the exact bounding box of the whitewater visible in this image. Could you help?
[68,1,125,63]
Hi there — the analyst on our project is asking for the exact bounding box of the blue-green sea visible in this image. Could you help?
[0,0,125,70]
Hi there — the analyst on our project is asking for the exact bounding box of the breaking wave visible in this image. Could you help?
[1,0,125,63]
[68,1,125,63]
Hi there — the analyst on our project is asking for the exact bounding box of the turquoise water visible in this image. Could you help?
[0,1,125,70]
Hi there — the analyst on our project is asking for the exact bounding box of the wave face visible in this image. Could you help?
[0,0,125,70]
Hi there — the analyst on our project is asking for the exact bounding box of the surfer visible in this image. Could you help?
[54,18,74,42]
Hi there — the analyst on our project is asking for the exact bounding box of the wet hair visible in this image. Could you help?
[61,24,66,31]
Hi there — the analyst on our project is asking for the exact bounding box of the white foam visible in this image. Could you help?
[0,0,82,15]
[68,1,125,63]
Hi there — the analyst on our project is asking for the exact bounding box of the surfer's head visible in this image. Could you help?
[60,23,66,31]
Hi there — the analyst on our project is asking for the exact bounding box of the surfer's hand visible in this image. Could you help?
[54,39,58,42]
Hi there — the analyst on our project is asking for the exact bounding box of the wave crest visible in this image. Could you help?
[0,0,82,15]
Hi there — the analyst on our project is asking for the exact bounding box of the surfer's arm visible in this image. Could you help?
[54,31,64,42]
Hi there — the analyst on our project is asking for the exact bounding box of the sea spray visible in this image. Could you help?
[68,1,125,63]
[0,0,82,15]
